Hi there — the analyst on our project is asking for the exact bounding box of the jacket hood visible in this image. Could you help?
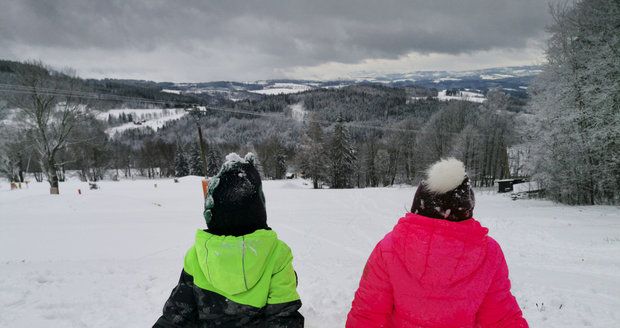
[193,229,277,295]
[391,212,489,286]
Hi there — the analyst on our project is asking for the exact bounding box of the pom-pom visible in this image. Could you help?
[425,158,466,193]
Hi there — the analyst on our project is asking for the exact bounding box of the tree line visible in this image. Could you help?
[0,60,523,194]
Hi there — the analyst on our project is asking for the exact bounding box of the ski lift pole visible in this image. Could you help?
[185,105,210,198]
[198,120,209,199]
[196,122,209,178]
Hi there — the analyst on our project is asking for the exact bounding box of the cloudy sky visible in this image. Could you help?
[0,0,551,82]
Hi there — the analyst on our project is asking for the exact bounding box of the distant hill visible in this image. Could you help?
[0,59,539,108]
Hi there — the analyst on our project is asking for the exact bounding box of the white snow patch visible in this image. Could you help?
[432,77,462,83]
[161,89,181,95]
[512,181,541,193]
[437,90,486,103]
[249,83,312,95]
[480,74,515,80]
[289,103,307,122]
[106,111,186,136]
[95,109,171,120]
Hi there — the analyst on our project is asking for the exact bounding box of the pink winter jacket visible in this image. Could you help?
[346,213,528,328]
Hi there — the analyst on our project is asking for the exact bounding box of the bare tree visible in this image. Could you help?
[9,61,90,194]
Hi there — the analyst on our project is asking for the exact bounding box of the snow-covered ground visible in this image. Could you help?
[95,108,186,135]
[437,89,487,103]
[1,178,619,327]
[480,74,515,80]
[289,102,307,122]
[106,112,185,135]
[432,77,462,83]
[94,109,174,120]
[248,83,313,95]
[161,89,181,95]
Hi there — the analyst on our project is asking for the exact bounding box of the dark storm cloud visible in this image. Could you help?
[0,0,550,80]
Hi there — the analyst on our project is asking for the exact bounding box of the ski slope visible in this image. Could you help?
[95,108,186,136]
[1,178,619,327]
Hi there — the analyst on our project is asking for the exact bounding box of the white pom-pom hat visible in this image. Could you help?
[411,158,475,222]
[425,158,467,194]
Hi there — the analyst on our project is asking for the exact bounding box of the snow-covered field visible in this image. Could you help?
[248,83,313,95]
[94,108,186,135]
[1,178,619,327]
[437,90,486,103]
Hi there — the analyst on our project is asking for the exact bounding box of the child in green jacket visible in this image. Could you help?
[154,153,303,328]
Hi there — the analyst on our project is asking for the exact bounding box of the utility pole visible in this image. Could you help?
[185,106,209,177]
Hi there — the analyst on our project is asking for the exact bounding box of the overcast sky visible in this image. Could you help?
[0,0,551,82]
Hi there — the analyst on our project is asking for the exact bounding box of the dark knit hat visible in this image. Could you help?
[411,158,475,222]
[204,153,268,236]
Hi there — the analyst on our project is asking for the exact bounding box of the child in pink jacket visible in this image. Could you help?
[347,158,528,328]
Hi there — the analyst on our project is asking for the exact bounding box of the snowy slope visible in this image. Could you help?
[1,178,619,327]
[95,109,173,120]
[95,108,186,136]
[437,89,487,103]
[106,112,186,135]
[248,83,313,95]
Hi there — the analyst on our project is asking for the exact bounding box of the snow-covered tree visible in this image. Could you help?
[188,143,204,176]
[206,145,223,177]
[528,0,620,205]
[174,144,189,177]
[297,119,327,189]
[328,118,356,188]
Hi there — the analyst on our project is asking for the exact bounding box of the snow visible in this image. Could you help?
[432,77,462,83]
[94,109,171,120]
[225,152,245,163]
[480,74,515,80]
[161,89,181,95]
[249,83,313,95]
[437,90,487,103]
[513,181,541,193]
[289,102,307,122]
[97,109,187,136]
[1,178,619,327]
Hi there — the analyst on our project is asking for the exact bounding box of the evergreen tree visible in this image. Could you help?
[206,145,223,177]
[174,144,189,177]
[328,117,356,189]
[297,120,327,189]
[188,143,204,176]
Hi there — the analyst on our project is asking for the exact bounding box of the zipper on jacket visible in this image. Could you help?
[242,236,249,291]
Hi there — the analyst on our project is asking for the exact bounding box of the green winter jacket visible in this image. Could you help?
[183,229,300,308]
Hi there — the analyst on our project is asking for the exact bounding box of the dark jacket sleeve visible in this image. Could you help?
[153,270,198,328]
[264,299,304,328]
